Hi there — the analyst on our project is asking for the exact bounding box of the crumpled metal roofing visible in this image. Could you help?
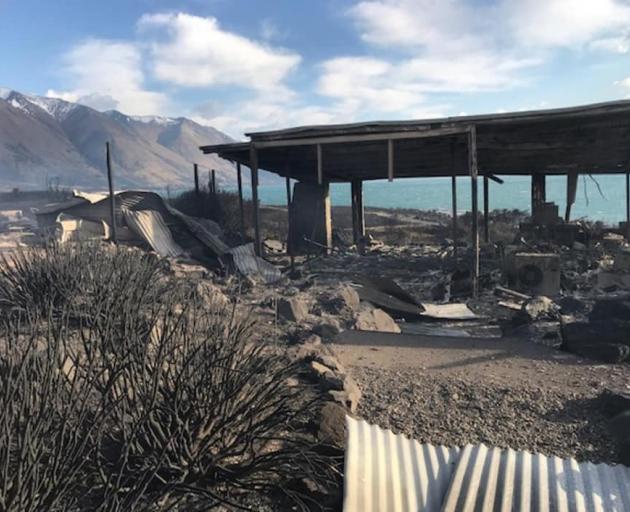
[344,417,630,512]
[123,209,184,258]
[228,243,282,284]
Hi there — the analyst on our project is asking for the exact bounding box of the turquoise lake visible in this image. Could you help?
[226,175,628,225]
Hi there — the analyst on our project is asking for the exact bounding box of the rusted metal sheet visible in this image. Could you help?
[344,417,630,512]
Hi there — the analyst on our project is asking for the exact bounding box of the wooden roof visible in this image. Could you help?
[200,100,630,182]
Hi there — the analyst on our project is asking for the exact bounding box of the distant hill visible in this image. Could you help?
[0,90,248,190]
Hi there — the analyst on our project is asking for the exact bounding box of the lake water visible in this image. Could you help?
[231,175,628,225]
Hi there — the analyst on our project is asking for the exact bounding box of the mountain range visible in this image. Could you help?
[0,89,241,191]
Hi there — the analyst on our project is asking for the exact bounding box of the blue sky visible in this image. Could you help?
[2,0,630,138]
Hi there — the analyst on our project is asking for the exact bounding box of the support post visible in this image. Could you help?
[565,171,578,222]
[452,175,458,260]
[316,144,323,185]
[285,176,294,271]
[625,171,629,229]
[194,163,200,195]
[483,175,489,243]
[236,162,245,236]
[351,179,365,248]
[249,144,262,256]
[211,169,216,194]
[387,139,394,181]
[468,127,479,297]
[106,141,117,244]
[531,173,546,221]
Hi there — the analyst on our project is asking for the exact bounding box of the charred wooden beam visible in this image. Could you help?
[249,144,262,256]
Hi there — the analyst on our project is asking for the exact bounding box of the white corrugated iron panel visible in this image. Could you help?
[344,417,630,512]
[345,416,460,512]
[228,243,282,284]
[123,209,184,258]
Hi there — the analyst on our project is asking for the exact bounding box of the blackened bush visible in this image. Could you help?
[0,310,113,512]
[170,189,254,245]
[0,243,167,316]
[0,244,337,510]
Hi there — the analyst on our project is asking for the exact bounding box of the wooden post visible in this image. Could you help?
[250,144,262,256]
[565,171,578,222]
[351,179,365,247]
[285,176,294,271]
[387,139,394,181]
[468,126,479,297]
[194,163,200,195]
[531,173,546,221]
[451,175,458,260]
[211,169,216,194]
[483,175,489,243]
[625,171,629,228]
[317,144,323,185]
[323,182,333,254]
[236,162,245,235]
[106,141,117,244]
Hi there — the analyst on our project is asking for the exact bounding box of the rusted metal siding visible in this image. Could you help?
[344,417,630,512]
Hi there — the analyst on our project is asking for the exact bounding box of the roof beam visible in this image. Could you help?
[251,125,472,149]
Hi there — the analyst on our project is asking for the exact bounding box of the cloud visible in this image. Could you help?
[138,12,300,92]
[508,0,630,48]
[47,39,168,115]
[590,34,630,54]
[350,0,630,52]
[319,0,630,117]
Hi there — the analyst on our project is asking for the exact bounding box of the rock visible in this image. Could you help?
[590,299,630,322]
[354,308,401,333]
[313,317,342,341]
[329,376,362,413]
[563,340,629,364]
[431,280,450,302]
[277,296,309,322]
[310,361,344,391]
[339,285,360,311]
[318,402,347,448]
[600,388,630,418]
[557,296,586,315]
[195,281,229,308]
[609,410,630,441]
[320,284,360,314]
[285,376,300,388]
[314,354,345,375]
[294,335,323,360]
[521,296,558,321]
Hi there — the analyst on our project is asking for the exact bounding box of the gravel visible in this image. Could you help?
[353,366,623,464]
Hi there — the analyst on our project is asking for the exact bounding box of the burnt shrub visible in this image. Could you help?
[0,244,337,510]
[170,189,254,245]
[0,242,166,316]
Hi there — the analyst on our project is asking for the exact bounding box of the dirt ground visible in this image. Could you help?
[332,330,630,464]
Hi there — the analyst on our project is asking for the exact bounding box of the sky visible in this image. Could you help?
[2,0,630,139]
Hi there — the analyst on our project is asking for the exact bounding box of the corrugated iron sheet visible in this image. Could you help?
[228,243,282,284]
[345,416,460,512]
[344,417,630,512]
[123,210,184,258]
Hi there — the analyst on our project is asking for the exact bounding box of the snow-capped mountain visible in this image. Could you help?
[0,89,238,190]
